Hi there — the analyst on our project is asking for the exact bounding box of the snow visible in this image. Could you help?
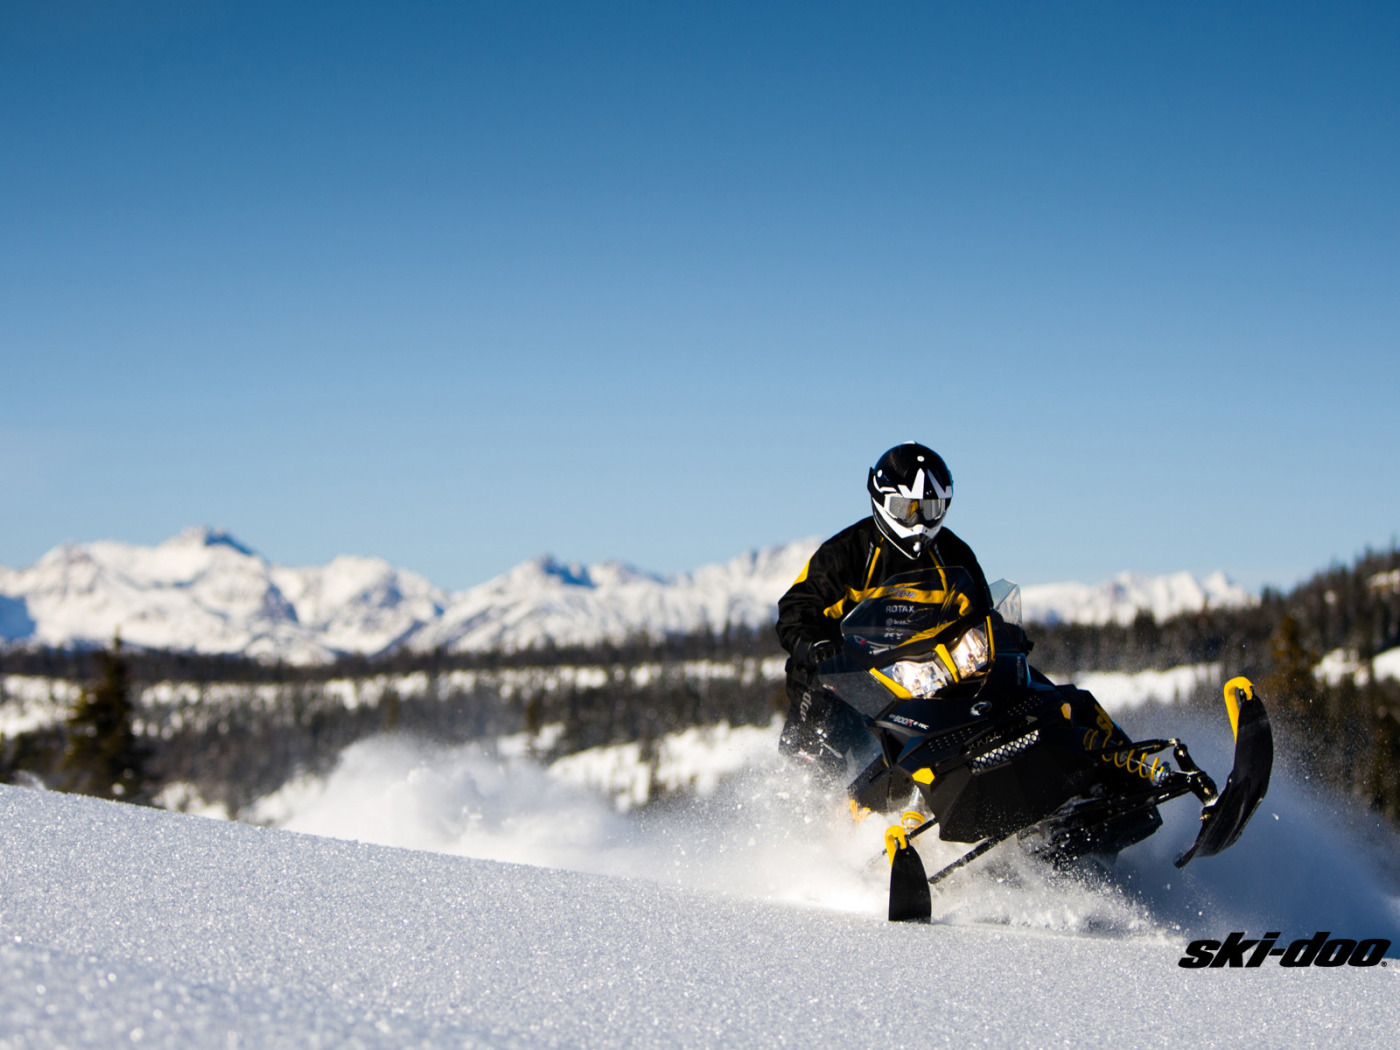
[1378,648,1400,681]
[1,529,1251,662]
[3,720,1399,1048]
[1060,664,1220,712]
[1315,646,1400,686]
[547,720,782,811]
[404,544,818,654]
[1021,570,1251,627]
[0,677,81,738]
[0,528,446,664]
[0,658,788,754]
[1369,568,1400,595]
[229,706,1400,958]
[268,555,446,656]
[151,781,232,821]
[1316,648,1365,685]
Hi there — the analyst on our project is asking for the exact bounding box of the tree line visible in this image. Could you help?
[0,621,777,683]
[0,646,787,816]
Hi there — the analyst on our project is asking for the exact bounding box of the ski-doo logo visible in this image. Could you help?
[1178,931,1391,968]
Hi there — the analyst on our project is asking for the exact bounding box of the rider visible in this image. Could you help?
[776,441,994,776]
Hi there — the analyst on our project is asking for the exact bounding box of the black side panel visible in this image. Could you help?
[924,745,1085,843]
[848,757,916,814]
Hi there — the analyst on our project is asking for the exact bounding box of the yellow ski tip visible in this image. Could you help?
[1222,676,1255,741]
[885,825,909,865]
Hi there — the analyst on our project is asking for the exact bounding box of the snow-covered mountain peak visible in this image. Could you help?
[1021,569,1252,627]
[485,556,667,593]
[485,556,591,591]
[585,560,669,589]
[166,525,257,555]
[34,540,96,571]
[536,556,597,589]
[0,528,1253,660]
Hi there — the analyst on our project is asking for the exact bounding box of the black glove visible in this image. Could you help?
[795,637,840,673]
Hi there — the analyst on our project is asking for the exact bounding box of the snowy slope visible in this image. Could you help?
[235,712,1400,944]
[0,528,1248,661]
[2,752,1398,1049]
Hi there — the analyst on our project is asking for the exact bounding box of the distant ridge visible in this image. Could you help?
[0,528,1250,663]
[1020,571,1250,627]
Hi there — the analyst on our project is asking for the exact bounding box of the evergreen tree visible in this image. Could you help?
[1262,614,1318,716]
[60,638,151,803]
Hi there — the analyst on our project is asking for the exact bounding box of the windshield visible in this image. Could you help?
[839,567,983,657]
[990,578,1021,627]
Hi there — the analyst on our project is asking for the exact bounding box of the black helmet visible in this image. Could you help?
[868,442,952,558]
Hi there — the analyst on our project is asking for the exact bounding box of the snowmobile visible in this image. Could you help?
[811,568,1274,922]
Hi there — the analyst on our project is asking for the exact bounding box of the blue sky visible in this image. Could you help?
[2,1,1396,591]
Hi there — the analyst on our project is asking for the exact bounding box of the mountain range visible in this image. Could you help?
[0,527,1252,663]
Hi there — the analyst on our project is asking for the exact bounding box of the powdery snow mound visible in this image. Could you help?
[547,720,783,811]
[248,728,1132,924]
[1021,570,1250,626]
[248,735,653,878]
[2,777,1398,1049]
[248,729,889,916]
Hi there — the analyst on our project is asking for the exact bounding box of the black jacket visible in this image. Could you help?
[776,518,993,672]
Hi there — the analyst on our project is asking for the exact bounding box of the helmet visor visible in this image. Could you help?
[883,495,948,527]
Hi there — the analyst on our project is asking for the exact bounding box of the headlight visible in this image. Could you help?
[881,657,954,698]
[878,624,991,699]
[949,625,990,678]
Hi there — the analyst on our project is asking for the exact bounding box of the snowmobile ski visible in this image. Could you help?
[885,822,932,922]
[1174,677,1273,868]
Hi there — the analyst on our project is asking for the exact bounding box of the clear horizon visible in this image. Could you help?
[3,2,1396,593]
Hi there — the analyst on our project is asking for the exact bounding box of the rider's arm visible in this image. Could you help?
[775,523,868,664]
